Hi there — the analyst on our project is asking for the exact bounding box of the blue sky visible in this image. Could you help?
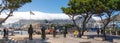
[18,0,69,13]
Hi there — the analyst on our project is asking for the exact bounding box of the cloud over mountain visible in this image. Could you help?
[0,11,100,25]
[0,11,70,24]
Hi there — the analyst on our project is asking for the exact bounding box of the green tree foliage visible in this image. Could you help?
[62,0,120,37]
[63,23,74,28]
[0,0,32,24]
[61,0,102,36]
[94,0,120,39]
[61,0,80,37]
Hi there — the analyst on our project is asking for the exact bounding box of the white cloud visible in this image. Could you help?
[0,11,100,25]
[0,11,70,24]
[92,17,100,20]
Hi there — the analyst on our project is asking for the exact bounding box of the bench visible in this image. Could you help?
[94,37,105,41]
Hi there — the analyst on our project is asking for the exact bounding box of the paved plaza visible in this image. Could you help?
[0,32,119,43]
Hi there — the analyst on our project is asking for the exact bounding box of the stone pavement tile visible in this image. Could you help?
[89,39,113,43]
[23,37,111,43]
[47,36,91,43]
[0,34,114,43]
[18,38,51,43]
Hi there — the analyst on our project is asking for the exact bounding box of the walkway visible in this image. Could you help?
[0,32,119,43]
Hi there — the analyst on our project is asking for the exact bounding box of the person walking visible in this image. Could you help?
[6,29,9,37]
[28,24,33,40]
[97,29,100,37]
[63,27,67,38]
[101,29,103,34]
[3,28,7,38]
[41,25,46,39]
[53,26,56,37]
[74,30,79,37]
[49,27,53,34]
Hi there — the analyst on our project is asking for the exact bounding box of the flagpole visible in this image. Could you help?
[30,11,31,24]
[30,11,35,25]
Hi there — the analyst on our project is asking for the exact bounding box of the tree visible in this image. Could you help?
[63,23,74,28]
[94,0,120,39]
[74,0,96,35]
[0,0,32,24]
[61,0,100,36]
[61,1,81,37]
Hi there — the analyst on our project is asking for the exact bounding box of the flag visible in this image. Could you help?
[30,11,35,15]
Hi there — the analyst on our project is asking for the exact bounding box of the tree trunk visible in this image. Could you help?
[81,13,92,36]
[72,19,81,37]
[103,22,109,40]
[0,7,5,15]
[0,11,13,24]
[82,22,86,35]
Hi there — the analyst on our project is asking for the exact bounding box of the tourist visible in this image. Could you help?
[28,24,33,40]
[3,27,7,38]
[74,30,79,37]
[63,27,67,38]
[101,29,103,34]
[49,27,53,34]
[6,29,9,37]
[53,26,56,37]
[97,29,100,36]
[41,25,46,39]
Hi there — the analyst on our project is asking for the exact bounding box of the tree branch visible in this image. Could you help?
[0,9,14,24]
[0,7,5,15]
[82,13,89,24]
[100,15,105,25]
[85,13,93,23]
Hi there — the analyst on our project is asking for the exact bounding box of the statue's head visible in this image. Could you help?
[30,24,32,27]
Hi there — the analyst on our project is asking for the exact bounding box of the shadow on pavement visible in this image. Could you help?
[85,34,120,42]
[20,38,51,43]
[39,39,51,43]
